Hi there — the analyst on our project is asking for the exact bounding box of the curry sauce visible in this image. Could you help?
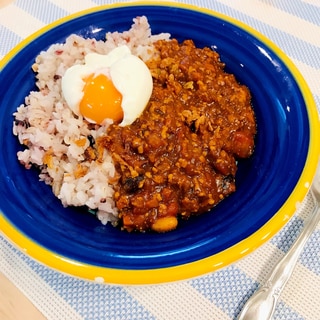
[99,39,256,232]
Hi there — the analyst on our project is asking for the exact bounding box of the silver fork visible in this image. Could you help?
[237,163,320,320]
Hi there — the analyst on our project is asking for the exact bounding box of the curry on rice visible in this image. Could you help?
[99,39,256,232]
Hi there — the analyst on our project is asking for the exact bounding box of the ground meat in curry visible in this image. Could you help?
[98,39,256,232]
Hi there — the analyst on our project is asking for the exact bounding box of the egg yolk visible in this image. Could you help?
[79,73,123,124]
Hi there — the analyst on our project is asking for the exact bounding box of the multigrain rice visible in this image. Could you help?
[13,16,170,226]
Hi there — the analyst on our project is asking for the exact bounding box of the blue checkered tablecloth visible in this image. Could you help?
[1,1,320,319]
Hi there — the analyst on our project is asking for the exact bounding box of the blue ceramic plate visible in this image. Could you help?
[0,2,319,285]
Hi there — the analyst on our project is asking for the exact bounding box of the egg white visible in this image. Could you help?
[61,46,153,126]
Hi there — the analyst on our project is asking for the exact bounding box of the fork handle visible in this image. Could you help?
[238,202,320,320]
